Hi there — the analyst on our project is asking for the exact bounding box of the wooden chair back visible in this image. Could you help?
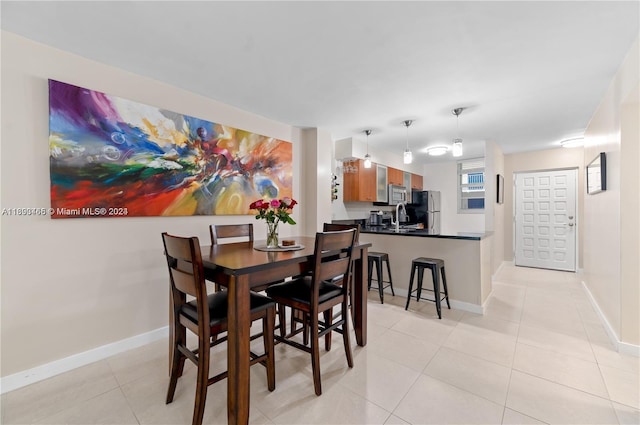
[210,223,254,245]
[161,232,209,330]
[322,223,360,243]
[311,229,357,302]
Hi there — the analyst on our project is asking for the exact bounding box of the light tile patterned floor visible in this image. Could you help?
[2,264,639,424]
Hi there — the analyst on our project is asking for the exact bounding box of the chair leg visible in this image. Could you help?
[341,299,354,368]
[416,266,424,302]
[441,266,451,309]
[264,307,276,391]
[385,258,395,296]
[278,305,287,338]
[310,313,322,396]
[302,312,310,346]
[376,258,384,303]
[290,307,299,335]
[166,323,186,404]
[324,309,332,351]
[405,265,416,310]
[367,259,373,291]
[432,266,442,319]
[192,333,210,425]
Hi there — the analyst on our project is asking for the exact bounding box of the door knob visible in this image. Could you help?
[568,215,574,219]
[568,223,574,227]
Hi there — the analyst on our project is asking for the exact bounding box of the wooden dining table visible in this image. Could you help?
[200,236,371,425]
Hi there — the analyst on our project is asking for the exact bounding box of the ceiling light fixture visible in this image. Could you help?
[363,129,372,168]
[403,120,413,164]
[452,107,464,157]
[426,146,449,156]
[560,137,584,148]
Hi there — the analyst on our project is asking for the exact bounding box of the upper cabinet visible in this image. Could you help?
[411,173,423,190]
[342,159,376,202]
[343,159,422,202]
[403,172,411,190]
[388,167,404,186]
[376,164,388,203]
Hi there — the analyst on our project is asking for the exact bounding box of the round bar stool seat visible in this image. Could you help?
[405,257,450,318]
[367,252,395,303]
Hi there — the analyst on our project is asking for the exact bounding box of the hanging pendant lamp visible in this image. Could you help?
[452,108,464,157]
[403,120,413,164]
[363,129,372,168]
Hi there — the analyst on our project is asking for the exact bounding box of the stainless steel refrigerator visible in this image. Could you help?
[407,190,441,234]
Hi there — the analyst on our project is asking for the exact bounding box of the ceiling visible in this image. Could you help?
[2,1,638,163]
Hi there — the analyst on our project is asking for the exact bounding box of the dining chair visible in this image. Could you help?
[209,223,293,337]
[207,224,254,292]
[209,223,253,245]
[285,223,361,344]
[320,223,360,347]
[266,229,357,396]
[161,232,276,425]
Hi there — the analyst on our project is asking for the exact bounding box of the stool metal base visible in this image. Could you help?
[368,252,394,304]
[405,257,450,318]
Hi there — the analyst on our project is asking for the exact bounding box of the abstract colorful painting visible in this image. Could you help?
[48,80,292,218]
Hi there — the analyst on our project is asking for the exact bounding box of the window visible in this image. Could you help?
[458,158,485,213]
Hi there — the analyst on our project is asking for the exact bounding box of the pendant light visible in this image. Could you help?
[363,129,372,168]
[452,107,464,157]
[403,120,413,164]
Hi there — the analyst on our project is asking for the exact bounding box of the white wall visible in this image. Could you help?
[485,141,505,274]
[302,128,334,234]
[0,32,306,377]
[583,37,639,346]
[423,161,485,234]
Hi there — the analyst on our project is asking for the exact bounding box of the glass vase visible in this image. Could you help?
[266,221,279,248]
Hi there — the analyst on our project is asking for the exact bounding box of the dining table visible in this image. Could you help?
[200,236,371,425]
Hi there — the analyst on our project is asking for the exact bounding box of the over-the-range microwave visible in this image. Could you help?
[388,184,407,206]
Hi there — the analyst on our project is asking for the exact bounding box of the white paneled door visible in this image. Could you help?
[515,169,577,271]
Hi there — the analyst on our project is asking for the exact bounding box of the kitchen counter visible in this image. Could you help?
[361,226,490,241]
[358,230,494,313]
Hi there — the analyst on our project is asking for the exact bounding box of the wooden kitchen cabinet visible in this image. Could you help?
[343,159,377,202]
[411,173,423,190]
[388,167,404,186]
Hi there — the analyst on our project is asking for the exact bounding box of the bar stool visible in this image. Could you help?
[405,257,450,319]
[368,252,395,303]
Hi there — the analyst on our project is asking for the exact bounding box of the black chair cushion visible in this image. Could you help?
[180,291,275,327]
[266,276,343,305]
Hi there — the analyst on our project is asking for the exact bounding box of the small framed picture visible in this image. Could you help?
[496,174,504,204]
[586,152,606,194]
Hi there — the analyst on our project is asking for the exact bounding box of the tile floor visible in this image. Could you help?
[2,264,639,424]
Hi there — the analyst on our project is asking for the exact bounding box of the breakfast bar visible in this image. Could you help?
[358,227,494,312]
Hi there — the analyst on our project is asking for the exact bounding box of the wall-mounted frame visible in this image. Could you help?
[48,79,293,218]
[496,174,504,204]
[586,152,607,194]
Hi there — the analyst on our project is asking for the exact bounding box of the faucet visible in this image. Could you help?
[392,202,406,233]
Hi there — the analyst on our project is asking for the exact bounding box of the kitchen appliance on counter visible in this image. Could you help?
[387,184,408,206]
[369,210,383,226]
[406,190,441,234]
[368,210,393,227]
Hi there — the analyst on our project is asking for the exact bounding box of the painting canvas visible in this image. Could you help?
[48,80,292,218]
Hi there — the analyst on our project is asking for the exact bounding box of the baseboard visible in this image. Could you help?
[449,299,485,315]
[385,288,484,315]
[581,281,640,357]
[0,326,169,394]
[491,260,510,281]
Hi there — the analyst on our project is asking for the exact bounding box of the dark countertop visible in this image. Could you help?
[360,226,490,241]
